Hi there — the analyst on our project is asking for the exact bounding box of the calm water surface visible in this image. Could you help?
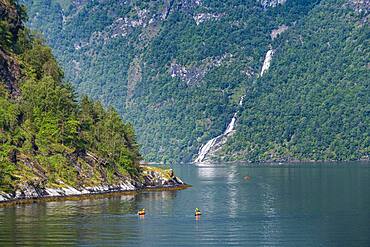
[1,162,370,246]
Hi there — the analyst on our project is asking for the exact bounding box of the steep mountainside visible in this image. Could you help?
[0,0,184,200]
[218,0,369,162]
[22,0,319,162]
[23,0,369,163]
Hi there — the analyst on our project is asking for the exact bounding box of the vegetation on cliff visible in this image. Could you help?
[22,0,322,162]
[220,0,369,162]
[22,0,369,163]
[0,0,142,193]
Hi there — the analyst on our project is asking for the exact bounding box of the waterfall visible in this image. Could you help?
[238,95,245,106]
[194,136,219,163]
[194,98,244,163]
[194,49,273,163]
[224,113,237,135]
[260,49,274,76]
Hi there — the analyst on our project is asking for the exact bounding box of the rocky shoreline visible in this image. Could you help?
[0,167,187,206]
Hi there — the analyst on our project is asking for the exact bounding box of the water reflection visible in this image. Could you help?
[226,165,238,219]
[260,179,280,245]
[197,165,219,179]
[1,162,370,246]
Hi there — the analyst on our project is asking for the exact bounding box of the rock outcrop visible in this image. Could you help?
[271,25,289,40]
[0,0,23,97]
[170,54,233,86]
[260,0,287,9]
[349,0,370,14]
[193,12,224,25]
[0,166,185,203]
[0,49,20,97]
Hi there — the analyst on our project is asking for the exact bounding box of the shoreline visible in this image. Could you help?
[192,159,370,166]
[0,184,191,208]
[0,166,189,207]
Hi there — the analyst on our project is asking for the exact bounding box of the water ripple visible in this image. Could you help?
[1,163,370,246]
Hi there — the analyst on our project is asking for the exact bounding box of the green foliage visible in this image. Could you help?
[0,160,16,192]
[0,0,27,52]
[0,98,18,130]
[21,0,368,163]
[21,39,64,80]
[0,0,142,192]
[79,97,142,169]
[22,0,321,162]
[220,0,370,162]
[0,20,14,50]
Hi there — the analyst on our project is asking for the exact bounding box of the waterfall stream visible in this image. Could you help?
[260,49,274,76]
[194,49,274,163]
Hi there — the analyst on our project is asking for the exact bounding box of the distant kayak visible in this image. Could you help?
[195,207,202,216]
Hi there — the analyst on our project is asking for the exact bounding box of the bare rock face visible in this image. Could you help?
[193,12,224,25]
[260,0,287,9]
[0,46,21,98]
[170,63,205,86]
[271,25,289,40]
[142,168,184,187]
[0,0,23,97]
[0,0,23,39]
[0,166,185,203]
[72,0,92,8]
[349,0,370,14]
[347,0,369,25]
[177,0,203,12]
[169,54,233,86]
[72,3,161,52]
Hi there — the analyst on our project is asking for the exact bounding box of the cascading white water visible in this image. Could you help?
[238,95,245,106]
[260,49,274,76]
[194,136,219,163]
[194,49,273,163]
[224,113,237,135]
[194,103,243,163]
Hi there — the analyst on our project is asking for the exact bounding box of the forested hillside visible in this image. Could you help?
[219,0,369,162]
[22,0,369,163]
[0,0,142,193]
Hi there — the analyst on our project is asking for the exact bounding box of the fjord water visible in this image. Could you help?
[1,163,370,246]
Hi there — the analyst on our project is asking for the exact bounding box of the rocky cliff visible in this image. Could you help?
[0,166,185,203]
[0,0,186,203]
[0,0,23,97]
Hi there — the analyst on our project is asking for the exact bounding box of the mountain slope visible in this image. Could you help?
[218,0,369,162]
[23,0,323,162]
[0,0,145,194]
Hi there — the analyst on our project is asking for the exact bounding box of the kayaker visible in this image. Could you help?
[195,208,201,216]
[138,208,145,215]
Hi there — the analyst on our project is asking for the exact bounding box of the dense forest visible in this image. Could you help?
[22,0,369,163]
[0,0,142,193]
[220,0,369,162]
